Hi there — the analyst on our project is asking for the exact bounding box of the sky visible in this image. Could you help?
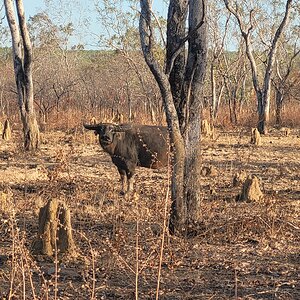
[2,0,241,51]
[1,0,239,52]
[2,1,298,52]
[19,0,168,50]
[22,0,107,49]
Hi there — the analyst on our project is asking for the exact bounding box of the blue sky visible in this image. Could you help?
[23,0,104,49]
[20,0,168,50]
[3,1,236,51]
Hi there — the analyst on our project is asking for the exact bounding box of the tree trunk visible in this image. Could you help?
[166,0,188,129]
[140,0,207,234]
[140,0,187,234]
[210,64,216,122]
[139,0,207,234]
[224,0,292,135]
[232,89,238,125]
[238,73,247,115]
[23,113,40,150]
[224,79,238,125]
[275,88,284,127]
[183,0,207,225]
[228,96,233,124]
[259,0,292,133]
[4,0,40,150]
[257,90,267,134]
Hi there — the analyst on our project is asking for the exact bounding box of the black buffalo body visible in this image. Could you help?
[83,123,169,194]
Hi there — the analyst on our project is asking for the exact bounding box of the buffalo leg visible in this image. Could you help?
[126,169,135,193]
[127,175,135,193]
[118,169,127,195]
[118,164,135,195]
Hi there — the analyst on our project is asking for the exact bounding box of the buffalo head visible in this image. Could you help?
[83,123,123,148]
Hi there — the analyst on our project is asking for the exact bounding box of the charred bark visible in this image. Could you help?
[140,0,207,234]
[140,0,187,234]
[166,0,188,129]
[275,88,284,127]
[182,0,207,225]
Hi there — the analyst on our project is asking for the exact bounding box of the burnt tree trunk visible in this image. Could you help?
[181,0,207,225]
[257,90,267,134]
[140,0,207,234]
[166,0,188,130]
[275,88,284,127]
[4,0,40,150]
[140,0,186,233]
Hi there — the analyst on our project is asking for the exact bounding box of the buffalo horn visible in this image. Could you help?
[83,123,101,130]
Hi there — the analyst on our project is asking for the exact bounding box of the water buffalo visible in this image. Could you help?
[83,123,169,194]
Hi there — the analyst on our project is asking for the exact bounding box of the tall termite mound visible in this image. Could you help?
[2,119,11,141]
[32,198,76,257]
[201,119,215,139]
[237,175,264,202]
[250,128,261,146]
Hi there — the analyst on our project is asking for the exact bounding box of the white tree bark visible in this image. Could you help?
[224,0,293,134]
[4,0,40,150]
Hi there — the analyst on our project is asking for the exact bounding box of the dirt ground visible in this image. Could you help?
[0,126,299,299]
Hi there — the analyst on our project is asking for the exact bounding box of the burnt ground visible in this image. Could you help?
[0,127,299,299]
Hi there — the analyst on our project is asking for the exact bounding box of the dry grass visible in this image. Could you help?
[203,99,300,129]
[0,123,299,299]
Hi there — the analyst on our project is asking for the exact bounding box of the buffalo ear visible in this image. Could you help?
[114,132,122,139]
